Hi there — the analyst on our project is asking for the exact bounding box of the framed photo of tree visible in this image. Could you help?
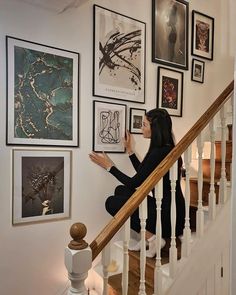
[93,100,127,153]
[12,149,71,225]
[6,36,79,147]
[191,10,214,60]
[157,66,183,117]
[152,0,189,70]
[93,5,146,103]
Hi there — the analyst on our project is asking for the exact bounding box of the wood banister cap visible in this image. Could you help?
[68,222,88,250]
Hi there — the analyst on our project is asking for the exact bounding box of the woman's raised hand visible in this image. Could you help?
[123,130,133,155]
[89,151,114,170]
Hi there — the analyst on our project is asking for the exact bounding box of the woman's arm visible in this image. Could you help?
[129,153,141,171]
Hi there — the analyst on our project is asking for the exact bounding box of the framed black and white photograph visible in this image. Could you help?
[93,5,146,103]
[191,58,205,83]
[6,36,79,147]
[12,149,71,225]
[93,100,127,153]
[157,66,183,117]
[129,108,146,134]
[152,0,189,70]
[191,10,214,60]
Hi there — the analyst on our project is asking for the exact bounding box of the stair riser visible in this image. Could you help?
[202,159,231,180]
[190,180,219,206]
[215,141,232,161]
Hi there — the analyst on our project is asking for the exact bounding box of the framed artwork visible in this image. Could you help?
[152,0,189,70]
[6,36,79,147]
[12,149,72,225]
[191,58,205,83]
[129,108,146,134]
[157,66,183,117]
[93,5,146,103]
[191,10,214,60]
[93,100,127,153]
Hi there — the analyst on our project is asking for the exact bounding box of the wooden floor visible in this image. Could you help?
[108,238,182,294]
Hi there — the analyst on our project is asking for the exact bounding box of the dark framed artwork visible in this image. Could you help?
[191,10,214,60]
[157,66,183,117]
[129,108,146,134]
[6,36,79,147]
[93,100,127,153]
[12,149,71,225]
[93,5,146,103]
[152,0,189,70]
[191,58,205,83]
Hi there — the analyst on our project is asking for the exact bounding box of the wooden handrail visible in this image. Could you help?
[90,80,234,260]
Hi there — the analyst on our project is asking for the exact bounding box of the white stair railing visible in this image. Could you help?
[181,146,192,258]
[122,219,130,295]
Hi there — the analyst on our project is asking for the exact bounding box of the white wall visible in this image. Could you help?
[0,0,233,294]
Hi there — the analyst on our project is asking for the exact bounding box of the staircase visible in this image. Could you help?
[64,81,234,295]
[107,123,233,294]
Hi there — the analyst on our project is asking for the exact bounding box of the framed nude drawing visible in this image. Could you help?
[93,5,146,103]
[93,100,127,153]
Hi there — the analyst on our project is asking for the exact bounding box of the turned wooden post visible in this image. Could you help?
[65,222,92,295]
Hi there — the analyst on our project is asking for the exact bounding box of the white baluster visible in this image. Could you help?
[138,199,147,295]
[197,133,204,238]
[102,243,111,295]
[181,146,192,258]
[65,223,92,295]
[219,105,228,204]
[122,219,130,295]
[169,162,178,279]
[154,178,163,295]
[208,118,216,220]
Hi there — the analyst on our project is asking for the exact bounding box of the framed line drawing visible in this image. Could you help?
[191,10,214,60]
[157,66,183,117]
[93,5,146,103]
[6,36,79,147]
[129,108,146,134]
[191,58,205,83]
[12,149,71,225]
[152,0,189,70]
[93,100,127,153]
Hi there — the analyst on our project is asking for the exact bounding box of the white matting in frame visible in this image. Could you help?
[93,5,146,103]
[12,149,71,225]
[93,100,127,153]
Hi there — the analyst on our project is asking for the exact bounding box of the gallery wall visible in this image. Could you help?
[0,0,234,294]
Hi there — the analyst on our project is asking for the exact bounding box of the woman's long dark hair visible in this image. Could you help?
[146,108,175,151]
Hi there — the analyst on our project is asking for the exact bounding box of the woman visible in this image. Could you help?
[89,108,185,257]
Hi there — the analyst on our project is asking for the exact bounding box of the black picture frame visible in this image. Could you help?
[93,5,146,104]
[191,58,205,83]
[191,10,214,60]
[93,100,127,153]
[129,108,146,134]
[6,36,79,147]
[157,66,183,117]
[152,0,189,70]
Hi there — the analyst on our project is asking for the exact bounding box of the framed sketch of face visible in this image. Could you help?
[191,58,205,83]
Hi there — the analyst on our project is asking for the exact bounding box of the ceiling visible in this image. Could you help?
[15,0,89,13]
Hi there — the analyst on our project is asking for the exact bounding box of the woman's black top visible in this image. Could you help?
[107,146,185,238]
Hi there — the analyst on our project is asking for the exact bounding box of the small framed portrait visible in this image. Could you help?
[93,100,127,153]
[129,108,146,134]
[12,149,72,225]
[191,10,214,60]
[157,66,183,117]
[152,0,189,70]
[191,58,205,83]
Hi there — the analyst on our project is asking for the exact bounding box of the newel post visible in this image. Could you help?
[65,222,92,295]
